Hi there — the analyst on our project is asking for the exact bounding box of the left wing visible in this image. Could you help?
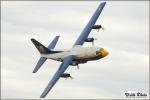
[73,2,106,46]
[40,55,75,98]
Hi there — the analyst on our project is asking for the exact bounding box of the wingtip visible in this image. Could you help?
[32,70,36,73]
[40,83,53,98]
[40,95,45,98]
[32,68,37,73]
[31,38,35,42]
[101,2,106,5]
[56,35,60,38]
[40,91,47,98]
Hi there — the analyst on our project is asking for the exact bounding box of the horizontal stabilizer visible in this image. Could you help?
[33,57,47,73]
[48,36,59,49]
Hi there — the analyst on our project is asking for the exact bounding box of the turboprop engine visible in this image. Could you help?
[60,73,73,79]
[92,25,104,32]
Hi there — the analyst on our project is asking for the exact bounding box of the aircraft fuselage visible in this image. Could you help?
[41,46,108,64]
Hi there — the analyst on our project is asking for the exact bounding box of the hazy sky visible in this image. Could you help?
[1,1,149,99]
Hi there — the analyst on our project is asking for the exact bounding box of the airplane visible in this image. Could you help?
[31,2,108,98]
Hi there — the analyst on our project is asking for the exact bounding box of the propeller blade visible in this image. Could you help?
[94,38,98,40]
[70,76,73,80]
[92,41,94,46]
[77,64,79,70]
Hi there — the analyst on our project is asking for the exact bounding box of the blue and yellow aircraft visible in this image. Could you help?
[31,2,108,98]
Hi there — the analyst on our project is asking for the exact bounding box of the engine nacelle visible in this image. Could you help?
[85,38,94,42]
[85,37,97,46]
[60,73,70,78]
[71,61,78,66]
[71,61,87,65]
[92,25,102,29]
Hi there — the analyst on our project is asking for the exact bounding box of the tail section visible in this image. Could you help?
[31,36,60,73]
[31,39,51,54]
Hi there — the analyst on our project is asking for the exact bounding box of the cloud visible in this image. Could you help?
[1,1,149,99]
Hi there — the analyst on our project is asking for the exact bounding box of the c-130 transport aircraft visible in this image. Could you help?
[31,2,108,98]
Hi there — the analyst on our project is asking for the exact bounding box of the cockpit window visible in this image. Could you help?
[99,48,103,51]
[96,51,99,55]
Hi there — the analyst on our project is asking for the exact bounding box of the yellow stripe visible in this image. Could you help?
[76,55,99,59]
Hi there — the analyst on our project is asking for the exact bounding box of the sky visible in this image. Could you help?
[1,1,149,99]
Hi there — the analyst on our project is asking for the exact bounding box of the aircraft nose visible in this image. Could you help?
[100,49,109,57]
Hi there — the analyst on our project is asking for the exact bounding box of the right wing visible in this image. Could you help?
[40,55,75,98]
[32,36,60,73]
[73,2,106,46]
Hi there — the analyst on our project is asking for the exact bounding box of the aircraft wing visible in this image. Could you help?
[73,2,106,46]
[40,55,75,98]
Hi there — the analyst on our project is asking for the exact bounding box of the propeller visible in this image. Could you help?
[97,27,104,32]
[92,41,94,46]
[92,38,98,46]
[65,75,74,80]
[77,64,79,70]
[70,75,74,80]
[101,27,104,30]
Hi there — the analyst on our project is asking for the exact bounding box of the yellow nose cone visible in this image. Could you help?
[100,49,109,57]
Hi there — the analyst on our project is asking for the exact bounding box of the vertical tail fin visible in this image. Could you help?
[31,39,51,54]
[31,36,60,73]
